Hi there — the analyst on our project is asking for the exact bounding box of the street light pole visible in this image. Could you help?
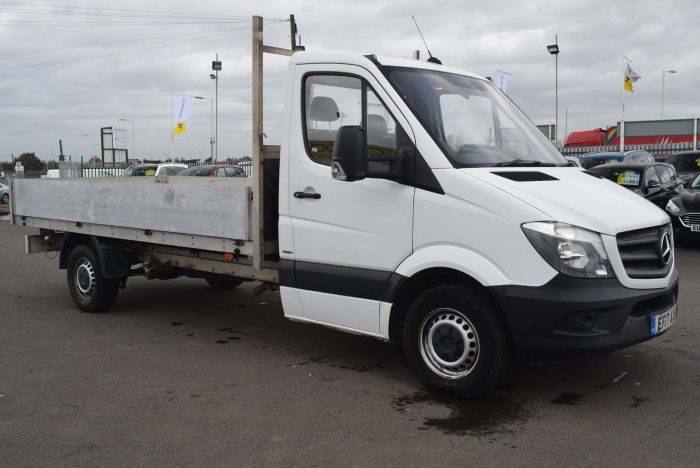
[546,36,560,146]
[215,55,218,163]
[118,118,135,161]
[661,69,677,120]
[209,97,214,161]
[211,53,222,163]
[82,134,96,160]
[192,96,214,161]
[555,36,558,144]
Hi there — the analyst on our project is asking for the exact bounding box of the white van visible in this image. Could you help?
[11,46,678,397]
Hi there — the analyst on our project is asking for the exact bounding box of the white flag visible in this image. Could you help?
[495,70,511,94]
[172,94,193,136]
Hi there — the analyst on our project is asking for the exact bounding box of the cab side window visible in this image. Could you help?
[304,74,408,167]
[366,88,398,155]
[305,75,362,166]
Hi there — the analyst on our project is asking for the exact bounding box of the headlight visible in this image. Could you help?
[522,222,615,278]
[666,199,680,213]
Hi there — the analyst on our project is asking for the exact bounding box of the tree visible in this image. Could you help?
[14,152,42,171]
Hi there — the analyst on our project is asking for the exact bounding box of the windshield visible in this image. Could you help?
[691,174,700,189]
[121,165,158,176]
[581,155,623,169]
[383,67,566,167]
[667,153,700,172]
[179,166,213,176]
[594,167,643,188]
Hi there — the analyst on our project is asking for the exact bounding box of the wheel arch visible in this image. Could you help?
[59,233,92,270]
[387,267,511,343]
[59,234,130,279]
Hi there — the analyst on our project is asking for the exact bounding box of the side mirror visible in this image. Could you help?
[647,179,661,189]
[331,125,367,182]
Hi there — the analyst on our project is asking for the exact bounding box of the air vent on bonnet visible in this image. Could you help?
[491,171,558,182]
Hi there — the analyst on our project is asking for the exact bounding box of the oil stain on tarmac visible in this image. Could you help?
[393,389,532,437]
[551,392,584,405]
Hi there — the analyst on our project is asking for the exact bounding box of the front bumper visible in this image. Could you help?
[489,271,679,359]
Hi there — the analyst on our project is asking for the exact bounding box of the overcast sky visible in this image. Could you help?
[1,0,699,162]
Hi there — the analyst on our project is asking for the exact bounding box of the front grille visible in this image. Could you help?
[616,225,673,279]
[680,213,700,226]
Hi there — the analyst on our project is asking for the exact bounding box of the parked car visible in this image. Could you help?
[589,162,683,207]
[579,150,654,169]
[120,163,187,177]
[666,172,700,236]
[0,183,9,204]
[564,156,582,167]
[177,164,247,177]
[664,151,700,182]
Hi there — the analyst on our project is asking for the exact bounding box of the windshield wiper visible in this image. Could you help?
[494,159,558,167]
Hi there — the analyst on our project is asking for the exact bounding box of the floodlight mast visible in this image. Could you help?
[546,35,560,145]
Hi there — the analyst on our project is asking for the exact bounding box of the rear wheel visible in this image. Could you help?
[401,283,511,397]
[1,193,8,204]
[205,276,243,290]
[67,245,119,312]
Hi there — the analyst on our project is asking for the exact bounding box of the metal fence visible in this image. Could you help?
[185,157,253,177]
[3,157,254,181]
[562,142,694,159]
[52,157,254,179]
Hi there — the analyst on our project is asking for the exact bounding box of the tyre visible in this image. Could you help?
[401,283,511,397]
[66,245,120,312]
[205,276,243,290]
[1,193,8,204]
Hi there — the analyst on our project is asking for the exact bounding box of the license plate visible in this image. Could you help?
[650,304,677,336]
[691,225,700,232]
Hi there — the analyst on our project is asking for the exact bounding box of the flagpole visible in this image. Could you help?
[170,94,175,163]
[621,56,626,152]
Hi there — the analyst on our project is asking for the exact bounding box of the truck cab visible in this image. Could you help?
[278,52,677,395]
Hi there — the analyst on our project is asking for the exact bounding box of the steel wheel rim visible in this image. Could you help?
[75,258,96,300]
[419,308,480,379]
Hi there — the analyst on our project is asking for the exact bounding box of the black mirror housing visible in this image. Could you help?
[332,125,367,182]
[647,179,661,189]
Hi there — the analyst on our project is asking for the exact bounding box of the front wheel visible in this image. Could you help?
[67,245,120,312]
[1,193,8,204]
[401,284,511,397]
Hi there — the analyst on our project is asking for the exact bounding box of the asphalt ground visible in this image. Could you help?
[1,220,699,467]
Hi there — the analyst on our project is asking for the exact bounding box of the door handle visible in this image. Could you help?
[294,191,321,199]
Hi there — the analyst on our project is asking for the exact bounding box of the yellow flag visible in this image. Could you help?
[624,61,641,92]
[173,121,187,136]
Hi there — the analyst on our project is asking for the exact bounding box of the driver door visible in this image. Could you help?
[284,65,415,335]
